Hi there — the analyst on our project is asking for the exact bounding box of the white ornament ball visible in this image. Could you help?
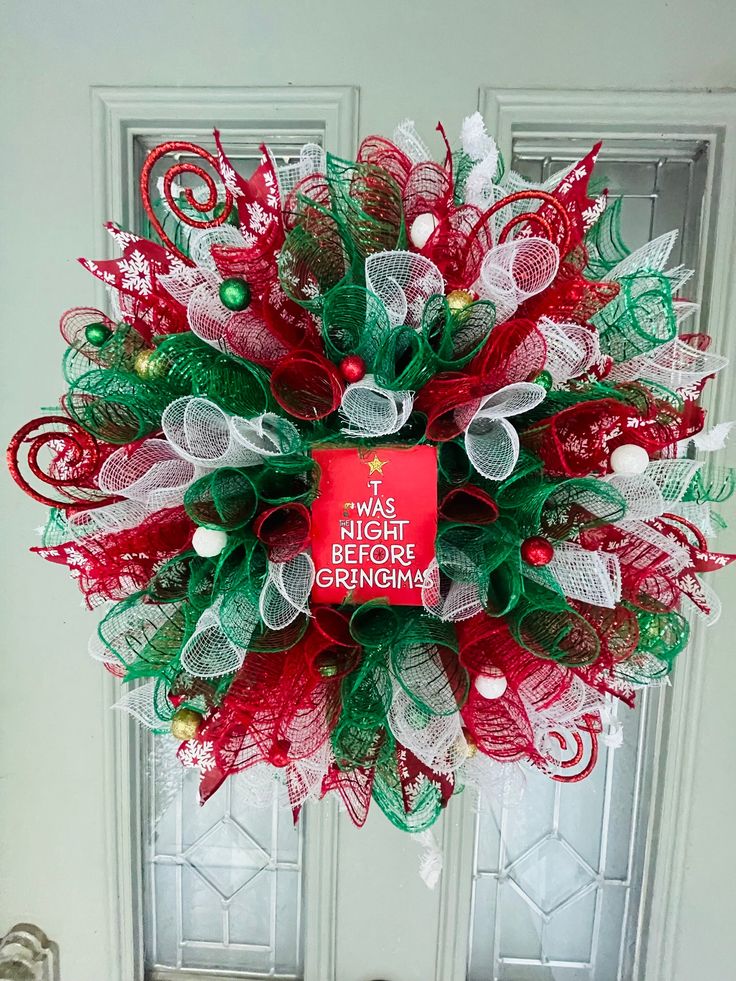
[192,526,228,558]
[474,671,508,700]
[609,443,650,476]
[409,212,439,249]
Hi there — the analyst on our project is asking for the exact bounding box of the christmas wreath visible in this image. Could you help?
[8,114,734,832]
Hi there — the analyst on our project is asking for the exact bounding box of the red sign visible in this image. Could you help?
[311,446,438,606]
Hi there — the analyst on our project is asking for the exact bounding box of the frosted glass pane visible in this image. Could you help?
[143,738,303,978]
[468,138,708,981]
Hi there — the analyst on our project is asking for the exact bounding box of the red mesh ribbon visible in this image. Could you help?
[523,399,636,477]
[200,630,343,790]
[439,485,499,524]
[253,502,311,562]
[416,319,547,440]
[397,744,455,812]
[270,350,344,420]
[31,505,194,606]
[514,145,602,256]
[213,133,284,256]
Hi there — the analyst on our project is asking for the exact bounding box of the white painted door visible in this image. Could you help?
[2,5,736,981]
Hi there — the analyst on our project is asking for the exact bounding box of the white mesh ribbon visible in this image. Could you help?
[464,382,547,482]
[162,397,261,468]
[365,251,444,329]
[606,459,702,521]
[603,230,678,281]
[113,679,169,731]
[339,375,413,437]
[537,317,600,386]
[392,119,432,163]
[230,412,302,456]
[285,742,335,809]
[277,143,326,198]
[388,682,464,771]
[66,499,154,538]
[98,438,198,508]
[180,596,255,678]
[89,602,182,672]
[259,553,314,630]
[525,542,621,608]
[421,559,484,622]
[608,336,728,388]
[186,273,275,359]
[474,237,560,323]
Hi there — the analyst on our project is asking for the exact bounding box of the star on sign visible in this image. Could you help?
[365,453,388,475]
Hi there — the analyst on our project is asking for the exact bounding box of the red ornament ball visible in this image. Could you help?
[268,738,291,768]
[521,536,554,567]
[339,355,366,383]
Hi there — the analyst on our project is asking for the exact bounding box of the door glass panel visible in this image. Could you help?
[144,739,303,979]
[134,140,312,980]
[467,139,708,981]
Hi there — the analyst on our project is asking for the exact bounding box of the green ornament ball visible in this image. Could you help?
[219,277,251,312]
[534,370,553,391]
[84,322,112,347]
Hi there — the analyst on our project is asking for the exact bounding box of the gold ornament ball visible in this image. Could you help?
[446,289,475,313]
[134,348,168,381]
[463,730,478,758]
[171,708,203,741]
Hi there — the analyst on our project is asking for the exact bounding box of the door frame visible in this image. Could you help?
[90,83,358,981]
[433,87,736,981]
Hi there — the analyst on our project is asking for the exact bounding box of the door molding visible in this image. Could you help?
[435,87,736,981]
[89,84,358,981]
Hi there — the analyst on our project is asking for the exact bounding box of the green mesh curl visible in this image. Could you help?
[684,465,736,505]
[593,269,677,362]
[325,153,405,259]
[184,468,258,530]
[349,601,400,648]
[372,756,446,833]
[66,368,172,443]
[155,333,271,417]
[321,284,391,367]
[421,295,497,369]
[583,197,630,279]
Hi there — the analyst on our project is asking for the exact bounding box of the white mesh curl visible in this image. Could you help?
[537,317,600,385]
[97,438,198,508]
[464,382,547,482]
[157,261,207,308]
[474,237,560,323]
[421,559,484,622]
[605,473,665,521]
[524,542,621,608]
[276,143,326,198]
[365,251,444,329]
[259,553,314,631]
[608,336,728,388]
[604,230,678,281]
[187,276,231,351]
[162,397,261,468]
[392,119,431,163]
[180,596,255,678]
[189,225,249,269]
[230,413,302,456]
[113,680,168,731]
[388,684,464,771]
[339,375,413,437]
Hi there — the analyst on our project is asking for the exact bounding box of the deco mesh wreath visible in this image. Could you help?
[8,114,736,832]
